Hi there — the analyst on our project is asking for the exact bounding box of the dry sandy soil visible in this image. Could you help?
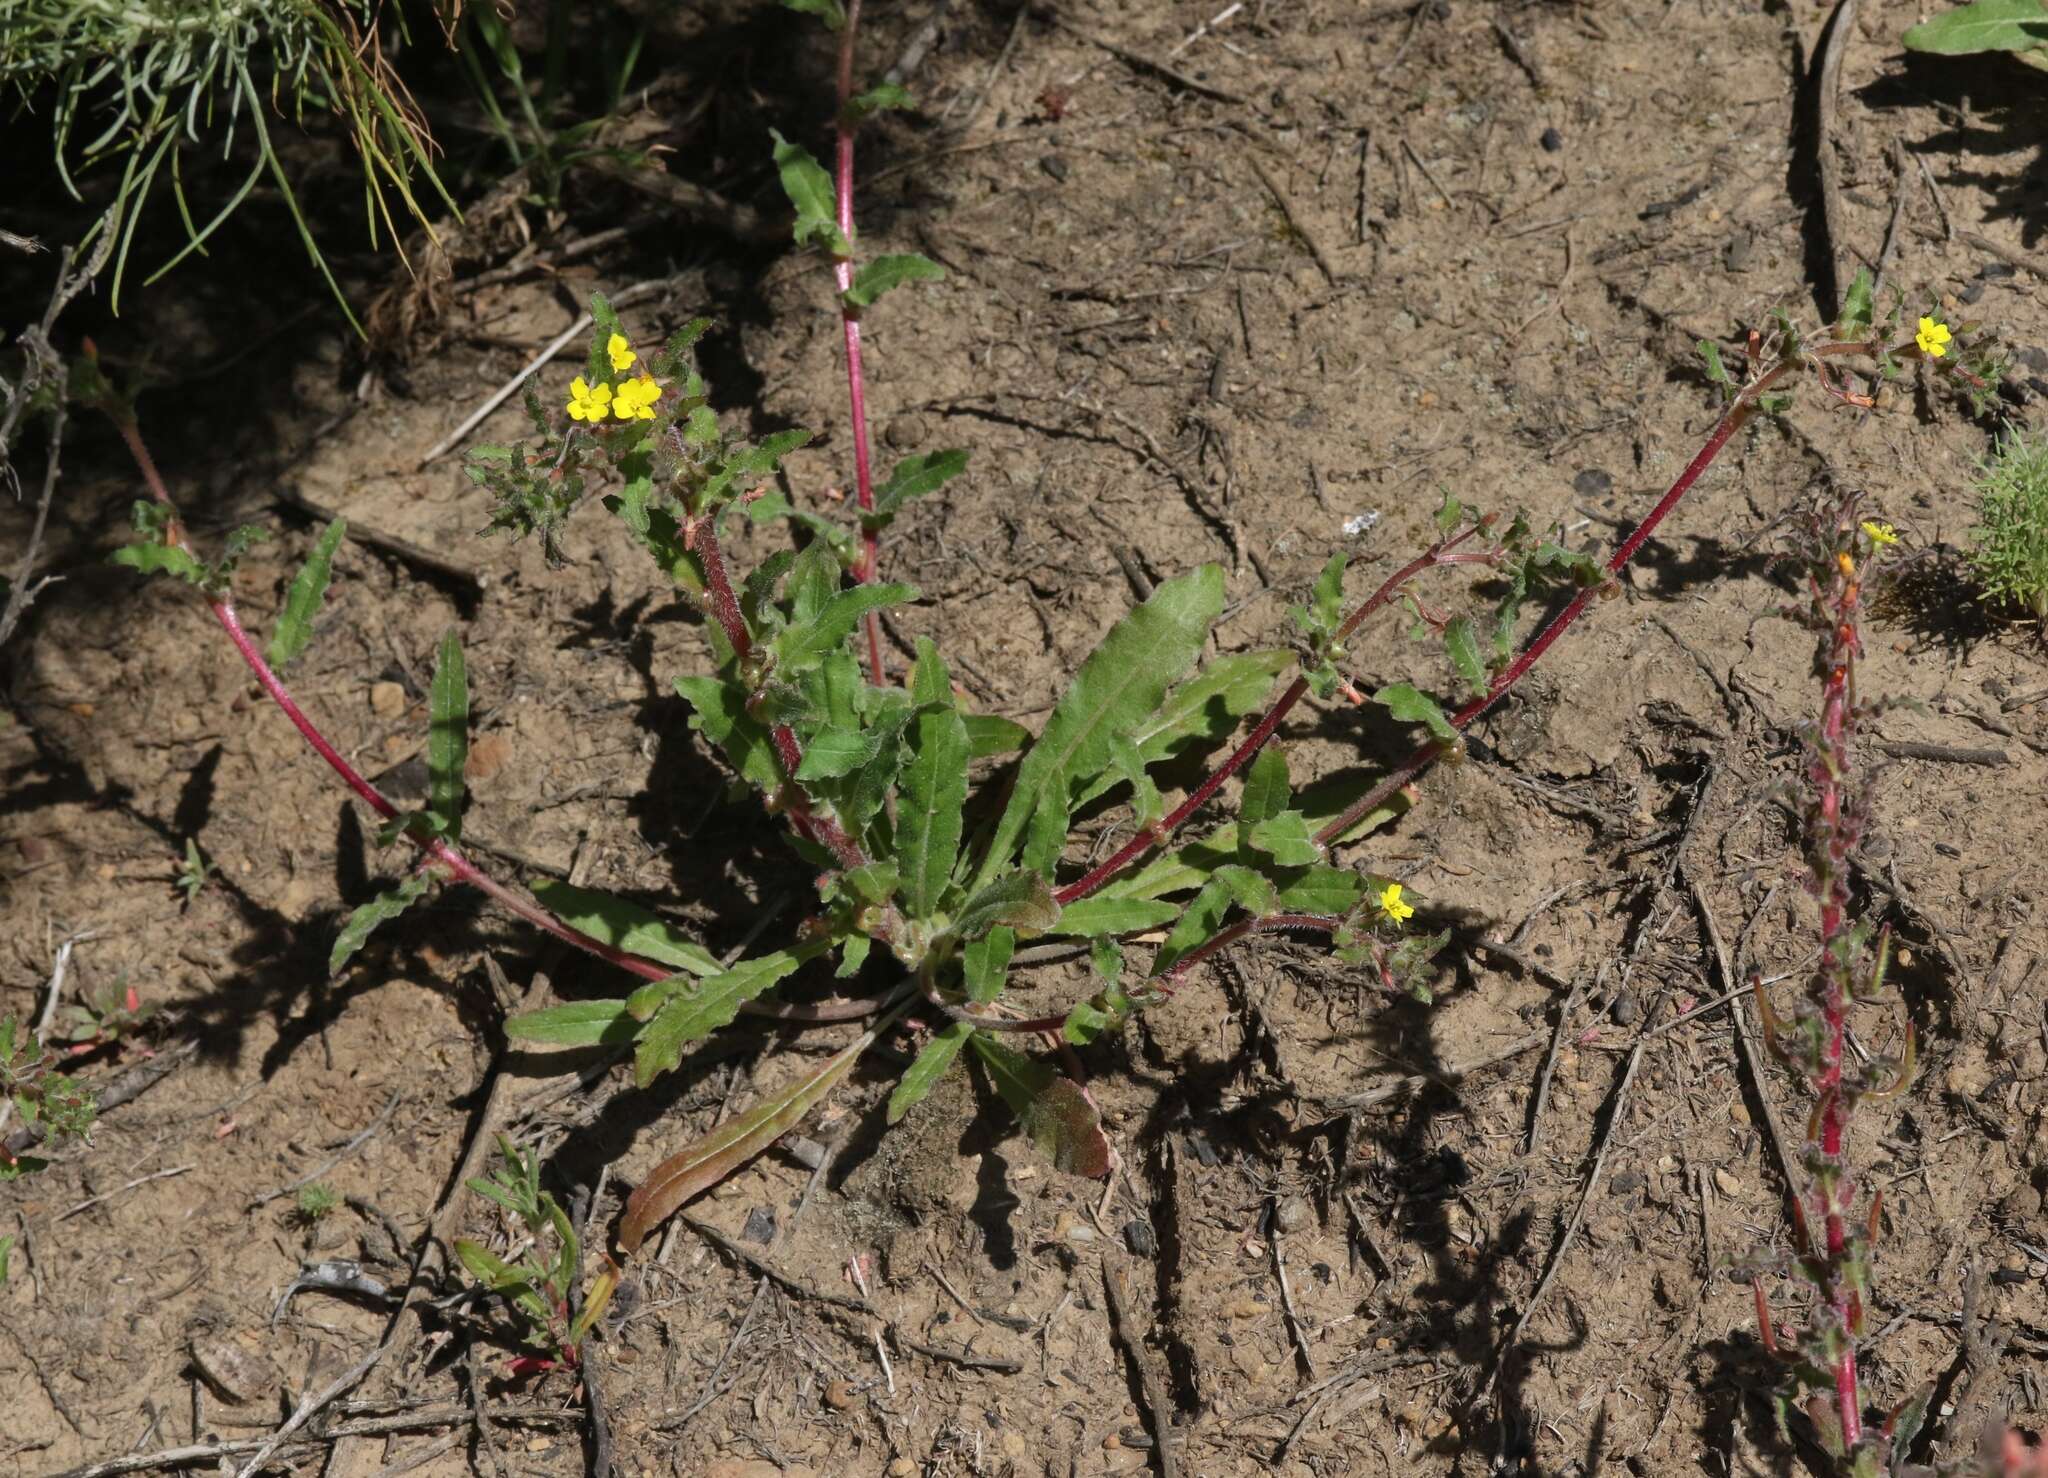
[4,1,2048,1475]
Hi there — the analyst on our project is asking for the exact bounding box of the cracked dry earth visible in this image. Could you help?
[4,1,2048,1475]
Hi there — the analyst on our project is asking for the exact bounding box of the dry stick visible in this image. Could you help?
[1270,1218,1317,1379]
[0,392,65,649]
[659,1275,771,1428]
[1961,229,2048,285]
[1811,0,1859,319]
[1102,1255,1181,1478]
[52,1408,584,1478]
[1491,993,1663,1393]
[272,484,484,598]
[1868,138,1912,306]
[1044,10,1253,107]
[1526,966,1594,1155]
[832,0,888,686]
[1247,154,1339,287]
[32,927,97,1046]
[56,1164,194,1222]
[247,1087,402,1208]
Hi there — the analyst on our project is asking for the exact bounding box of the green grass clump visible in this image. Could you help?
[292,1182,342,1225]
[0,0,452,325]
[1971,429,2048,622]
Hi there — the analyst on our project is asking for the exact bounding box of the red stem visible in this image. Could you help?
[112,415,882,1024]
[832,0,885,686]
[1053,526,1488,906]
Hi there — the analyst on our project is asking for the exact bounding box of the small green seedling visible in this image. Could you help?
[1970,428,2048,623]
[176,838,213,907]
[62,979,153,1055]
[453,1136,617,1375]
[293,1183,342,1226]
[0,1234,13,1284]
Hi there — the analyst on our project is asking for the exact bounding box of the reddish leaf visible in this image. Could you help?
[619,1005,906,1253]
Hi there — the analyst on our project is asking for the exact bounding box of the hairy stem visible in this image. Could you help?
[832,0,885,686]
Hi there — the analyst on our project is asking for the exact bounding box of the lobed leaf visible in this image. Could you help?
[266,517,347,668]
[769,129,851,255]
[110,541,206,585]
[330,871,436,977]
[843,82,911,122]
[633,951,811,1087]
[1376,682,1459,744]
[675,675,784,792]
[843,253,945,310]
[1442,617,1487,697]
[1246,811,1324,868]
[775,581,917,674]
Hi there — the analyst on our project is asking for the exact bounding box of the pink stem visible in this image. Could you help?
[112,414,882,1024]
[833,0,884,685]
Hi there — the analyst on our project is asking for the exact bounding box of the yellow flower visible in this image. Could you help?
[1377,882,1415,924]
[611,374,662,422]
[1861,520,1899,547]
[1915,316,1951,358]
[607,333,636,373]
[566,376,612,422]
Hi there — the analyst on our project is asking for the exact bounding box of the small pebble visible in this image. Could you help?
[1572,468,1613,498]
[824,1378,857,1411]
[1714,1168,1742,1196]
[1540,126,1563,153]
[369,681,405,719]
[741,1205,776,1244]
[1123,1219,1157,1257]
[1609,990,1639,1027]
[1040,154,1070,182]
[883,414,927,450]
[888,1461,916,1477]
[1274,1197,1312,1234]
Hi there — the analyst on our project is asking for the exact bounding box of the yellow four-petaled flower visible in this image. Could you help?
[1861,520,1899,547]
[612,374,662,421]
[566,376,612,422]
[1378,882,1414,924]
[1915,316,1951,359]
[607,333,637,373]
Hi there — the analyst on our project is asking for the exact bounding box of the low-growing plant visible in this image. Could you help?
[59,978,152,1056]
[88,4,1991,1310]
[453,1136,617,1375]
[1903,0,2048,74]
[0,1015,98,1178]
[175,838,213,909]
[292,1182,342,1227]
[1968,427,2048,623]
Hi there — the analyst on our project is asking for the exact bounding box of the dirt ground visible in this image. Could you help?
[5,1,2048,1474]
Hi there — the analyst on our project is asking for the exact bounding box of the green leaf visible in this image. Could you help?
[704,429,815,508]
[529,882,721,976]
[428,629,468,839]
[1434,490,1465,536]
[838,861,900,906]
[963,714,1031,758]
[504,1000,640,1047]
[675,675,783,792]
[780,0,845,26]
[733,489,858,566]
[900,643,970,919]
[1836,267,1875,340]
[1247,811,1324,868]
[634,951,811,1087]
[1376,682,1459,744]
[266,518,346,668]
[968,1035,1112,1177]
[1062,996,1119,1046]
[1698,338,1732,389]
[110,541,206,585]
[1104,732,1163,829]
[620,1005,905,1251]
[843,81,912,121]
[775,582,917,673]
[866,449,969,533]
[0,1233,12,1282]
[1903,0,2048,53]
[1239,745,1291,828]
[1119,649,1292,767]
[1442,617,1487,698]
[1275,866,1366,916]
[1152,865,1274,977]
[795,725,884,780]
[843,253,945,311]
[948,871,1058,943]
[330,871,436,976]
[964,927,1015,1004]
[887,1020,970,1124]
[1311,551,1348,632]
[979,565,1224,885]
[1042,897,1180,938]
[769,129,851,255]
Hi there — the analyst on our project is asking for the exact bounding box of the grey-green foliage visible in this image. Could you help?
[1971,428,2048,620]
[2,0,452,324]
